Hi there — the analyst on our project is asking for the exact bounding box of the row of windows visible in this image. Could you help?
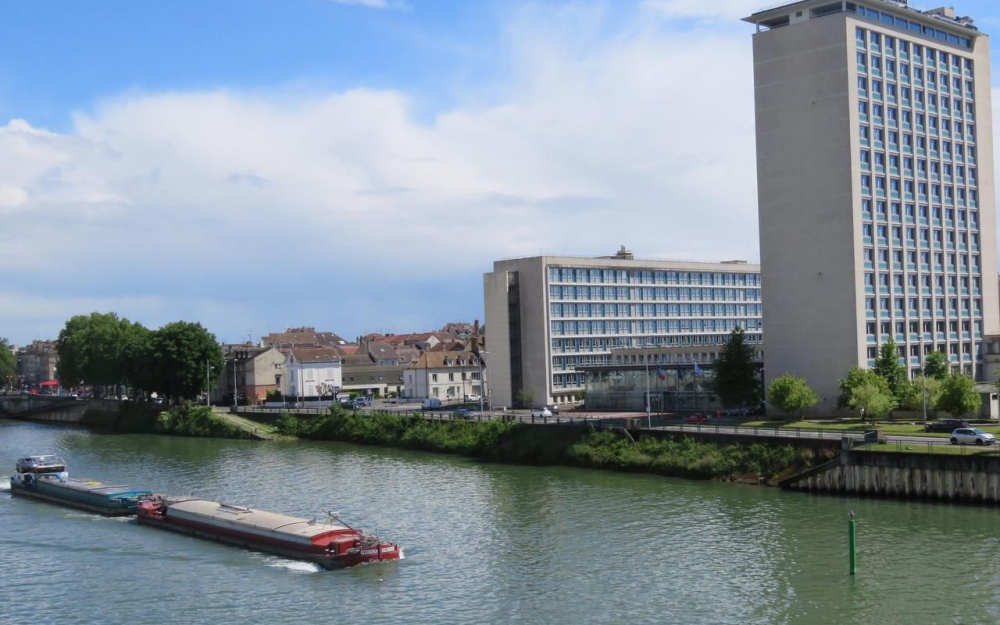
[546,267,761,286]
[550,332,764,354]
[856,22,973,52]
[865,272,981,291]
[550,319,763,336]
[549,302,763,318]
[866,320,980,335]
[857,49,973,85]
[864,296,982,314]
[862,224,978,248]
[547,286,761,302]
[861,200,979,230]
[865,343,977,360]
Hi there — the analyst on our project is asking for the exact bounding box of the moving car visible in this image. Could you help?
[925,419,971,433]
[454,408,472,419]
[422,398,443,410]
[684,414,709,424]
[950,428,996,446]
[530,408,553,418]
[463,394,481,403]
[545,405,560,416]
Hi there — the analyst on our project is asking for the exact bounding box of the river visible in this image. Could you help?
[2,418,999,624]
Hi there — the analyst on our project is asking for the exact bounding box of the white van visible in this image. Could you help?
[422,398,443,410]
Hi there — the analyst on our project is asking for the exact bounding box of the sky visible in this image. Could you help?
[3,0,1000,345]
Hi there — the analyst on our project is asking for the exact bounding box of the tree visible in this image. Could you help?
[0,338,15,389]
[849,382,895,426]
[767,374,818,420]
[923,351,950,381]
[837,367,892,410]
[514,389,534,409]
[898,376,943,414]
[145,322,224,402]
[56,312,141,391]
[937,373,981,418]
[873,338,907,400]
[713,327,760,408]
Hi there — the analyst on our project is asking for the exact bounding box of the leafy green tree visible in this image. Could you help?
[56,312,142,391]
[873,338,907,399]
[937,373,981,418]
[837,367,892,409]
[898,376,943,414]
[923,351,950,381]
[0,338,15,389]
[145,322,224,402]
[849,382,895,426]
[713,327,760,408]
[768,374,818,420]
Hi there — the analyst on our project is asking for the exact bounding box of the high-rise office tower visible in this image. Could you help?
[744,0,997,411]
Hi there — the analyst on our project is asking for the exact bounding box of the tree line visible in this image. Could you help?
[55,312,224,403]
[763,338,983,423]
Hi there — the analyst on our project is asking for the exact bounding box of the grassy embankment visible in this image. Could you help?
[80,402,254,439]
[277,409,834,481]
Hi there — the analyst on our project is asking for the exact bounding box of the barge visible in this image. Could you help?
[10,455,153,516]
[137,496,403,570]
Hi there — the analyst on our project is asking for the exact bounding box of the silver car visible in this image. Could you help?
[950,428,997,446]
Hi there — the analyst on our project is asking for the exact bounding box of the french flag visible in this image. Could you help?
[656,367,666,381]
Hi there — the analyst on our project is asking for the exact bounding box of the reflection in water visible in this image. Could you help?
[1,419,999,624]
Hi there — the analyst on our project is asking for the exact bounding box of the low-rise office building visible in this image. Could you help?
[484,248,763,408]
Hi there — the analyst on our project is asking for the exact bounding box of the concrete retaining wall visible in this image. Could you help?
[784,449,1000,503]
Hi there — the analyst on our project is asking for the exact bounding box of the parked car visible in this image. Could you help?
[684,414,709,424]
[950,428,996,446]
[925,419,971,433]
[454,408,472,419]
[530,408,553,418]
[463,394,481,403]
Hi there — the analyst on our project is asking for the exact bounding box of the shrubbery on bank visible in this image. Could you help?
[277,409,820,480]
[82,402,251,439]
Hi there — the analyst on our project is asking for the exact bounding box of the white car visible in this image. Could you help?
[464,394,481,402]
[950,428,996,446]
[530,408,553,418]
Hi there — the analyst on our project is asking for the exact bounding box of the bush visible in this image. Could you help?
[277,408,810,481]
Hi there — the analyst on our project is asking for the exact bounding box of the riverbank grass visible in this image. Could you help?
[276,409,834,481]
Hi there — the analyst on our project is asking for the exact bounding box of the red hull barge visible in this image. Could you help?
[137,496,402,570]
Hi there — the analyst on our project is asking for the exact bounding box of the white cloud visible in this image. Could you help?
[0,3,763,343]
[328,0,405,9]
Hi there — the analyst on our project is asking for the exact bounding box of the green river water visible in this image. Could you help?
[2,418,1000,624]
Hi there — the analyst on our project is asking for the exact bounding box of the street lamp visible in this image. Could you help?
[644,346,651,429]
[232,358,237,411]
[919,365,927,429]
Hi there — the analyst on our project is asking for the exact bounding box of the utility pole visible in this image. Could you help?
[644,345,651,429]
[232,357,237,411]
[921,366,928,429]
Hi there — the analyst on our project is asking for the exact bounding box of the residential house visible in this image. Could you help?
[214,345,286,405]
[17,340,58,389]
[341,341,406,398]
[287,348,343,400]
[403,352,486,401]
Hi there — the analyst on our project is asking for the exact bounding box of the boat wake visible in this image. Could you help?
[267,559,321,574]
[0,479,10,492]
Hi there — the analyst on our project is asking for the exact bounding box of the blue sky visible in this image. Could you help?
[2,0,999,345]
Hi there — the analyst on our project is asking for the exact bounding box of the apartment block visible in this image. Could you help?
[745,0,998,411]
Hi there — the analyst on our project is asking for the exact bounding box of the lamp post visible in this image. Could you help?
[231,357,237,411]
[644,346,651,429]
[920,366,927,429]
